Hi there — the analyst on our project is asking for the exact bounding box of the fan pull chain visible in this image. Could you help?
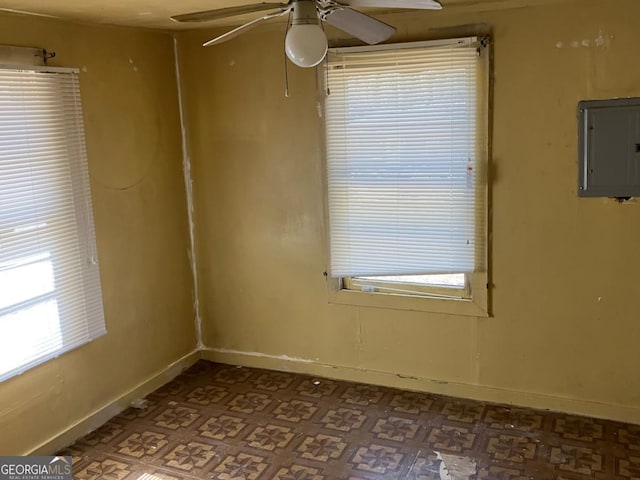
[325,55,330,96]
[284,57,290,98]
[320,22,330,96]
[283,11,292,98]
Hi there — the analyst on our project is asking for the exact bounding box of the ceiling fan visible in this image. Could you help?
[171,0,442,68]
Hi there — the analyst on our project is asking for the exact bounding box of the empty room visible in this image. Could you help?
[0,0,639,478]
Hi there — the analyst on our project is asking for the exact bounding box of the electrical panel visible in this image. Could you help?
[578,98,640,198]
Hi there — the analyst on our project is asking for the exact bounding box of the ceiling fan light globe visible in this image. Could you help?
[285,24,328,68]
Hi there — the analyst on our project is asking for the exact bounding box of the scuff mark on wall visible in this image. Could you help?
[356,307,363,367]
[555,30,613,50]
[0,7,59,19]
[594,32,605,47]
[207,347,315,364]
[173,35,203,349]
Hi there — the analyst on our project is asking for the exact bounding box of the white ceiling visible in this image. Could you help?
[0,0,569,29]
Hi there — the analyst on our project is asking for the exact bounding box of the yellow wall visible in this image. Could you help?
[0,14,197,454]
[179,0,640,422]
[2,0,639,454]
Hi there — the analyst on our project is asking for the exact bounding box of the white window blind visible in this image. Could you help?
[0,65,105,382]
[324,37,486,278]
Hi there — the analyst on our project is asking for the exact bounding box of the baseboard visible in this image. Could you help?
[202,347,640,425]
[28,349,200,455]
[28,345,640,455]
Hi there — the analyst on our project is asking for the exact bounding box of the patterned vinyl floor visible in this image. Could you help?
[59,361,640,479]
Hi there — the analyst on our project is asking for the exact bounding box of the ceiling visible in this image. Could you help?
[0,0,570,29]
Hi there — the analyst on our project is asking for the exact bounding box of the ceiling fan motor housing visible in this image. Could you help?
[291,0,321,26]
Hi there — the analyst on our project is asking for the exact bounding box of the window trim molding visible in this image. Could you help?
[319,35,492,318]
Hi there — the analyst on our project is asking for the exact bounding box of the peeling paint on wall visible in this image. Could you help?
[554,30,613,49]
[208,348,316,364]
[173,35,203,349]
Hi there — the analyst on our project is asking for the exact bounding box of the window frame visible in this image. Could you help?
[320,36,491,317]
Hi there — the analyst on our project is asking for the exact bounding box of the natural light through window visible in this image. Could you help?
[0,65,106,382]
[0,252,63,376]
[357,274,465,288]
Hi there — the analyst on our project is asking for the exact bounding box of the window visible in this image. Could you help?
[322,37,489,315]
[0,65,105,382]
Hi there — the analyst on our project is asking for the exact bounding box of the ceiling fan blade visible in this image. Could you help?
[203,8,290,47]
[338,0,441,9]
[322,7,396,44]
[172,3,288,23]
